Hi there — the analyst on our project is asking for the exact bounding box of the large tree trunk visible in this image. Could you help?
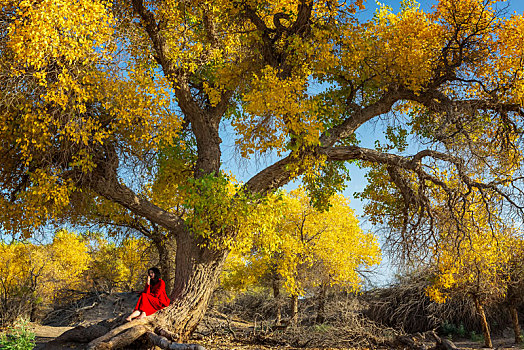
[473,297,492,348]
[159,231,228,341]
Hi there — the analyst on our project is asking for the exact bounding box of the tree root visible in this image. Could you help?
[46,316,124,347]
[46,316,209,350]
[87,318,152,349]
[89,324,151,350]
[155,325,180,342]
[147,331,206,349]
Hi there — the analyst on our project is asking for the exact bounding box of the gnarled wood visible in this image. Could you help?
[147,331,206,350]
[87,318,151,349]
[155,326,180,342]
[89,324,151,350]
[429,331,460,350]
[47,317,123,346]
[158,232,229,340]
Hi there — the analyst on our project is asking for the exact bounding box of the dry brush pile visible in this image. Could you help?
[363,273,519,337]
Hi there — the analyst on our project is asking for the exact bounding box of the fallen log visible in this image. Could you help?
[88,324,151,350]
[87,318,152,349]
[147,331,207,350]
[429,331,461,350]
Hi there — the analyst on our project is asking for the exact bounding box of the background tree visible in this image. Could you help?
[222,188,381,325]
[503,235,524,344]
[2,0,524,347]
[425,205,517,348]
[86,234,153,293]
[0,230,90,325]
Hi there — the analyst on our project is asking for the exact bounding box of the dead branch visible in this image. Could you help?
[90,324,151,350]
[147,331,207,349]
[430,330,460,350]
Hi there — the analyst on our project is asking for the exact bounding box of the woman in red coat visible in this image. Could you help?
[126,267,170,321]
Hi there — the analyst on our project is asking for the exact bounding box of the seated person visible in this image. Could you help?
[126,267,170,321]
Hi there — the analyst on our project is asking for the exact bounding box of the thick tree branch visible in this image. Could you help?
[247,87,414,195]
[244,154,295,195]
[131,0,224,176]
[83,145,185,233]
[319,88,412,147]
[322,145,524,211]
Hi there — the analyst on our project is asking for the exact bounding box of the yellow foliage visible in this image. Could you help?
[1,0,524,306]
[0,0,184,235]
[87,236,152,292]
[0,229,90,308]
[0,230,152,320]
[223,188,381,296]
[426,204,517,304]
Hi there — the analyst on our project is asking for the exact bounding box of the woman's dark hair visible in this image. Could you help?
[148,267,161,285]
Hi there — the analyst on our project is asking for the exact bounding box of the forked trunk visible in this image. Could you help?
[474,297,492,348]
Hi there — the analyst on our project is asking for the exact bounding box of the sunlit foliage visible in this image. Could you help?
[223,188,381,296]
[424,205,523,347]
[2,0,524,336]
[87,235,153,292]
[0,230,89,324]
[0,230,152,324]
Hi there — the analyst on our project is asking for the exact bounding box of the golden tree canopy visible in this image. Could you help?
[0,0,523,258]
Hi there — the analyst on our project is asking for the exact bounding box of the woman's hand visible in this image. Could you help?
[147,275,151,285]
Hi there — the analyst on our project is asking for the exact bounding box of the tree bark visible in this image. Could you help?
[154,233,177,296]
[158,230,229,341]
[316,283,328,324]
[509,304,522,344]
[272,271,282,325]
[473,297,492,348]
[289,295,298,326]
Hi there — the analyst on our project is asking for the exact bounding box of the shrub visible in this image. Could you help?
[0,318,35,350]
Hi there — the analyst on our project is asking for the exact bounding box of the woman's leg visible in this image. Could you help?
[126,309,141,321]
[135,293,163,316]
[137,311,147,319]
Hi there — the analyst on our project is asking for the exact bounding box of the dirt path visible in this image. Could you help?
[32,324,75,349]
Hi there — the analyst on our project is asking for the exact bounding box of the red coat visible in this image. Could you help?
[134,279,171,316]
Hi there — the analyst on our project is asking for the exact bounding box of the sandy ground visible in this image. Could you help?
[32,325,75,349]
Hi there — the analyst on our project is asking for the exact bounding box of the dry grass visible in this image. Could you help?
[202,289,401,349]
[363,273,516,336]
